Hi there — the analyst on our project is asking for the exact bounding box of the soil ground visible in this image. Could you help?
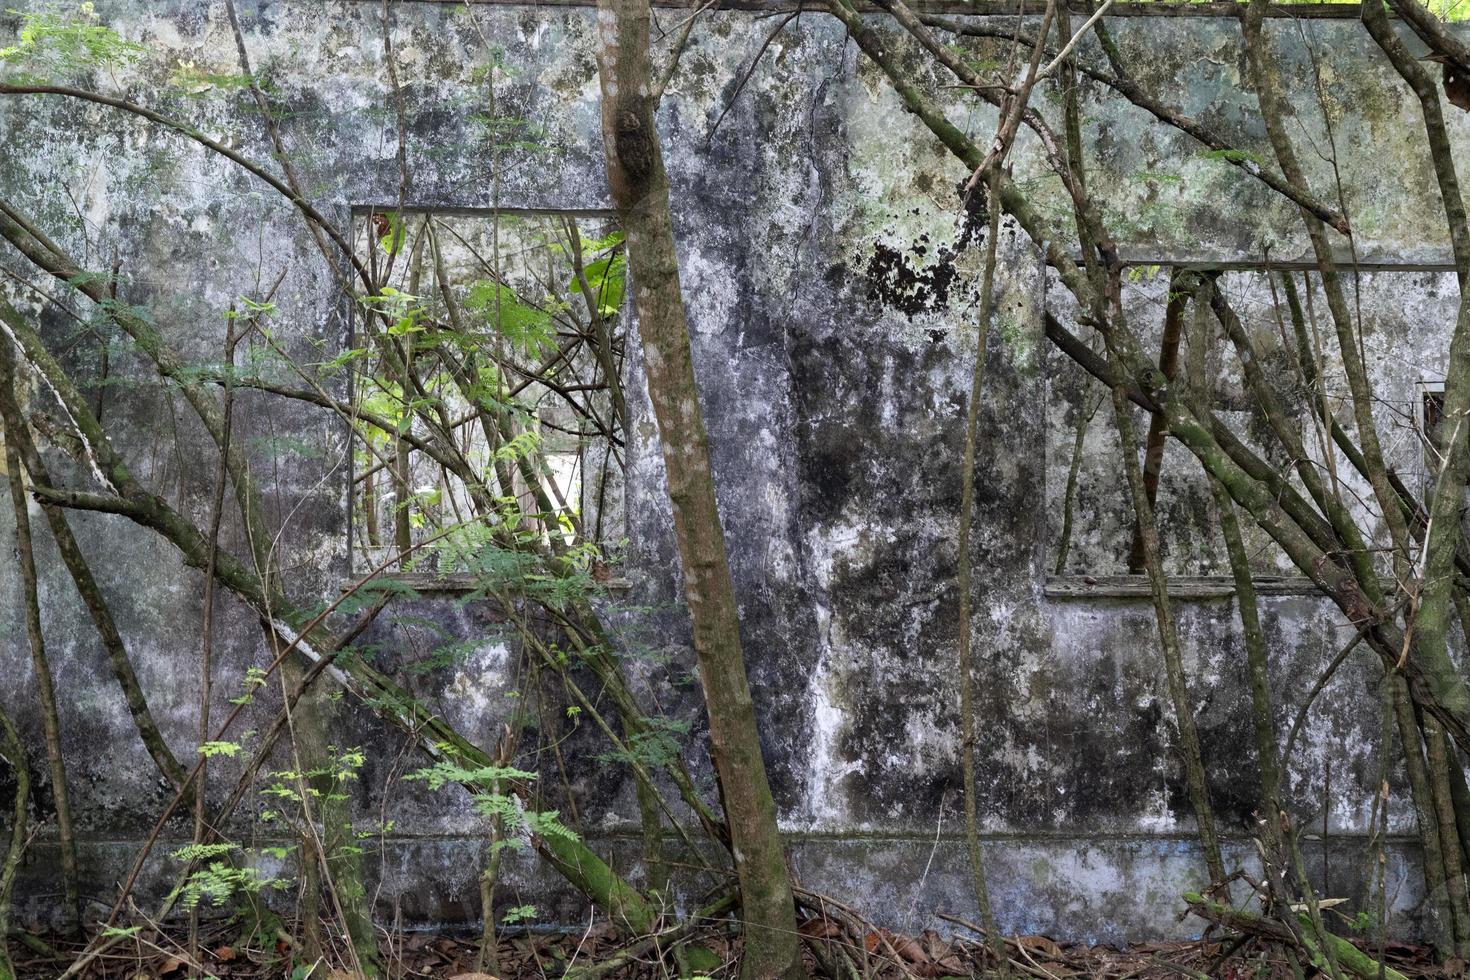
[15,917,1461,979]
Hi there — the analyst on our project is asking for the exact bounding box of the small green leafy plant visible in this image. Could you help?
[405,751,578,855]
[0,3,144,81]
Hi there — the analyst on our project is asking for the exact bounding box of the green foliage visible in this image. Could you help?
[576,229,624,254]
[199,740,242,758]
[464,280,555,354]
[229,666,269,705]
[63,269,114,289]
[434,538,602,610]
[261,746,366,808]
[359,286,428,341]
[682,945,723,974]
[598,716,690,770]
[564,230,627,319]
[317,342,370,375]
[429,521,500,575]
[374,212,407,255]
[334,746,366,775]
[172,855,282,910]
[494,429,541,464]
[405,753,577,853]
[522,808,577,842]
[469,112,550,154]
[171,842,237,862]
[234,295,278,316]
[0,2,144,80]
[168,59,256,96]
[168,842,284,912]
[501,904,537,925]
[400,634,489,674]
[569,251,627,320]
[95,295,155,326]
[403,758,538,791]
[470,791,528,843]
[338,575,420,613]
[470,794,577,854]
[356,380,411,439]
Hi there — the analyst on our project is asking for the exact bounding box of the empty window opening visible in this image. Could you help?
[1048,267,1463,587]
[345,208,629,575]
[1419,381,1448,500]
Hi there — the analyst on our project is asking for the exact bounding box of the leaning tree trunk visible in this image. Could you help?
[0,342,79,931]
[0,698,27,980]
[592,1,804,977]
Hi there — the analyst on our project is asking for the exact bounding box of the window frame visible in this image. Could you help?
[342,203,630,580]
[1045,259,1457,599]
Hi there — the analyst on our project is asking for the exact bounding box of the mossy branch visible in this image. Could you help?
[1183,893,1408,980]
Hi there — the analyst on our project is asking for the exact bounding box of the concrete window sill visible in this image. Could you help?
[1044,574,1321,600]
[342,572,633,595]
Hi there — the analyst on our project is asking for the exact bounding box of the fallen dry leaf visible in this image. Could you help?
[798,916,841,939]
[888,933,929,965]
[1017,934,1064,959]
[934,954,966,975]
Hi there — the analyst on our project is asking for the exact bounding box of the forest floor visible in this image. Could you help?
[13,916,1460,980]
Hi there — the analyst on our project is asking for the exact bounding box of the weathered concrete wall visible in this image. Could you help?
[0,0,1465,943]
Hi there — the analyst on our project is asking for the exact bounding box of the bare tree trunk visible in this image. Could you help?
[593,1,803,975]
[1054,393,1098,574]
[1391,675,1457,957]
[1128,284,1186,574]
[955,171,1010,977]
[296,842,327,969]
[0,344,79,932]
[1425,712,1470,956]
[476,845,503,975]
[191,311,237,968]
[1240,0,1411,563]
[0,700,29,980]
[1187,278,1280,820]
[1106,345,1224,884]
[0,383,187,796]
[286,657,382,977]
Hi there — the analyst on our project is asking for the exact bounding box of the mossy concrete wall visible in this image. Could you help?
[0,0,1464,942]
